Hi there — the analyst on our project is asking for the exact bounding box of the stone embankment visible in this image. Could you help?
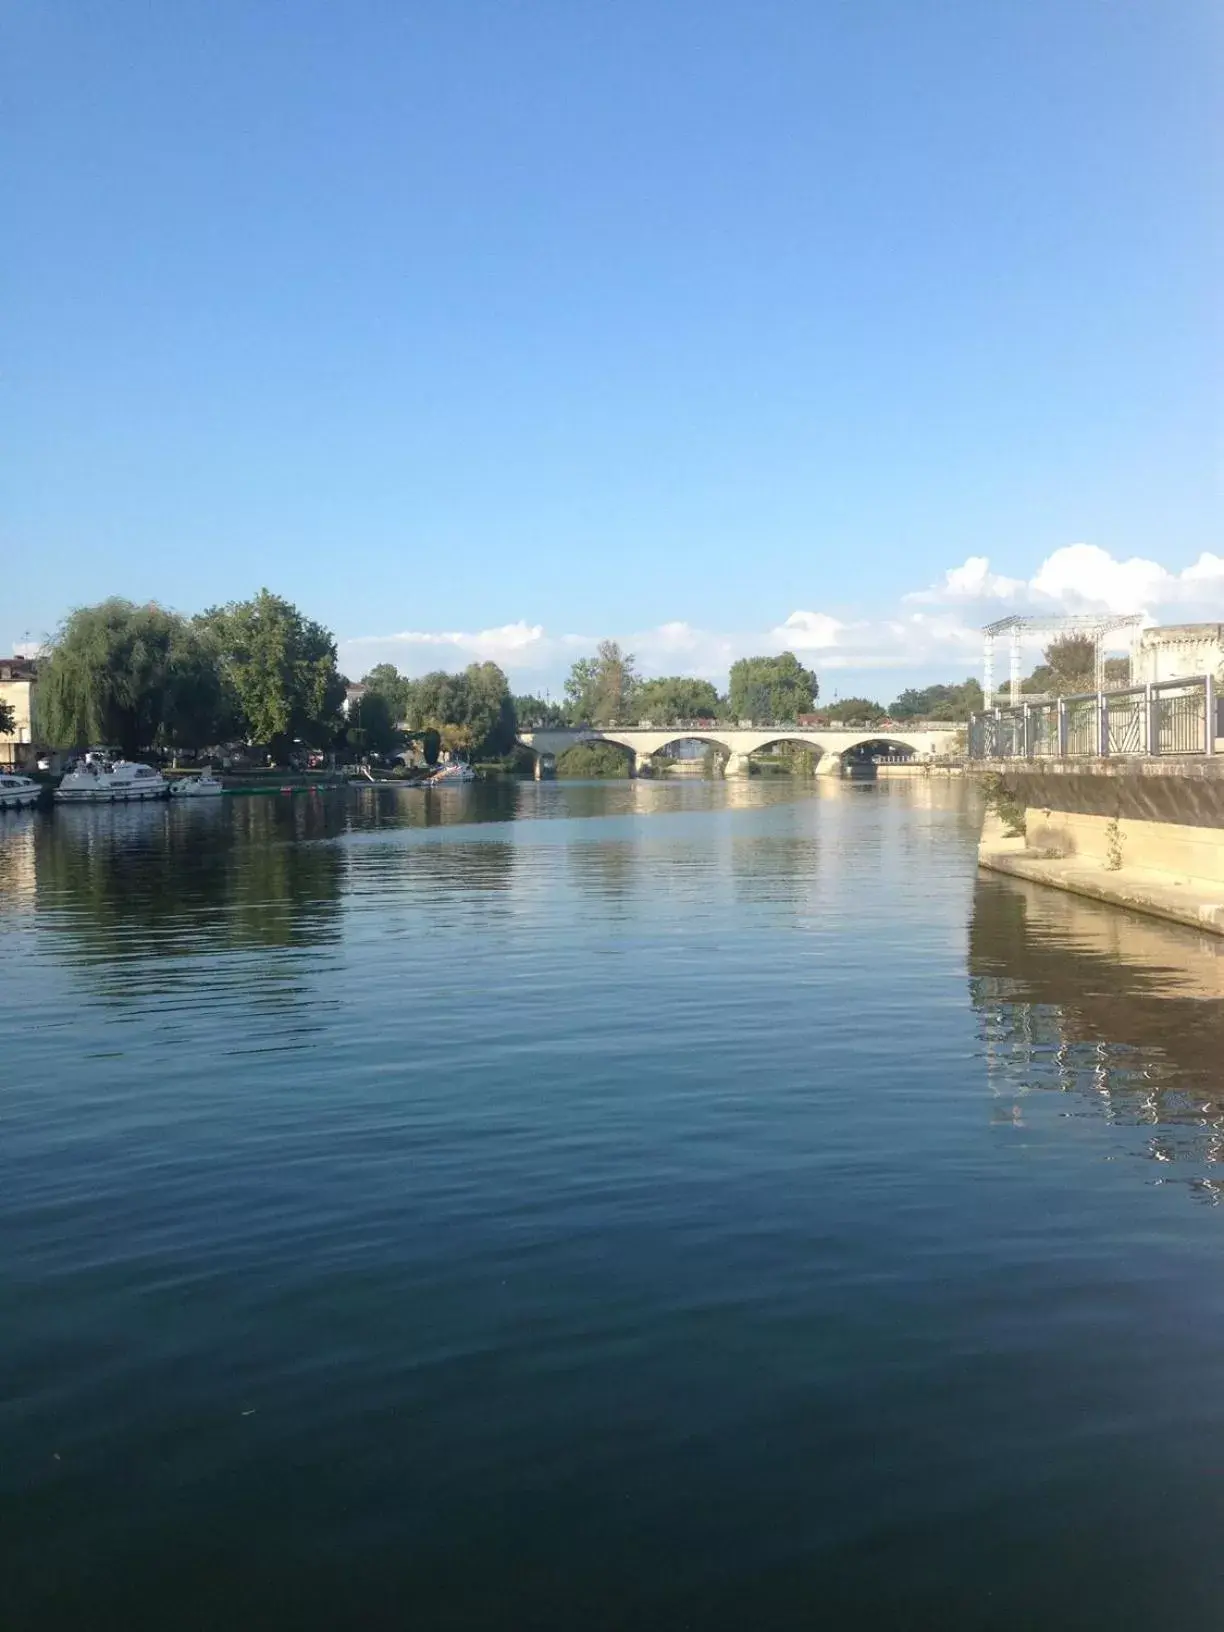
[977,758,1224,936]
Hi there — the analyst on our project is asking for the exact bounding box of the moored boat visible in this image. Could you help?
[0,773,41,811]
[55,759,169,803]
[428,762,478,785]
[169,771,225,797]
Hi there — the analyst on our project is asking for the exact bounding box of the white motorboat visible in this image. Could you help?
[169,771,225,797]
[55,759,169,803]
[428,762,478,785]
[0,773,41,811]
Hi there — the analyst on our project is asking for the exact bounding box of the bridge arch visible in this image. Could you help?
[836,735,921,761]
[649,732,734,758]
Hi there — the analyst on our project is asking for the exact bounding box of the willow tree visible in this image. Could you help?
[38,600,228,756]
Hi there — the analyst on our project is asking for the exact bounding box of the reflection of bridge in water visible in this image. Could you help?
[517,724,960,778]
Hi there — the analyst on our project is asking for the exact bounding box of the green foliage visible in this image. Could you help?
[889,679,982,721]
[0,699,15,736]
[421,727,441,767]
[773,743,817,775]
[346,691,399,755]
[564,641,640,725]
[1040,634,1095,696]
[514,693,568,727]
[403,662,517,759]
[727,652,818,724]
[361,663,413,722]
[201,590,344,758]
[1022,642,1129,697]
[554,741,633,778]
[39,599,230,755]
[635,675,722,725]
[825,697,885,723]
[981,772,1026,838]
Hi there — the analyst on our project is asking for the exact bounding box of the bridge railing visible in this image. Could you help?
[969,675,1219,760]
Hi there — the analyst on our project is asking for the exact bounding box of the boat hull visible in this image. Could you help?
[55,785,169,803]
[0,788,40,810]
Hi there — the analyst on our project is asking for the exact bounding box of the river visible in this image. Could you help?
[4,777,1224,1628]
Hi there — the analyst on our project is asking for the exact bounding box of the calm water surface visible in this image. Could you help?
[5,778,1224,1628]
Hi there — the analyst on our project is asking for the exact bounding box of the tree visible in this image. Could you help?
[346,691,399,756]
[727,652,818,724]
[465,662,518,756]
[201,590,344,760]
[825,697,886,724]
[1020,636,1124,697]
[0,699,14,737]
[361,663,412,722]
[514,694,568,728]
[635,676,722,725]
[889,679,982,721]
[403,662,517,759]
[564,641,640,725]
[38,599,229,756]
[1042,634,1096,695]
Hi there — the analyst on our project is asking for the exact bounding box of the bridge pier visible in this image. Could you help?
[814,751,843,778]
[724,751,753,778]
[634,750,654,778]
[534,753,555,781]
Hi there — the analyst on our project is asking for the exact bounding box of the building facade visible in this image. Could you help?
[0,658,38,768]
[1133,624,1224,687]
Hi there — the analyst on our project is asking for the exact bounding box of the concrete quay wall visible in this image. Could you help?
[975,757,1224,937]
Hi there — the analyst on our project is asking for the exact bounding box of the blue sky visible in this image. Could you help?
[6,0,1221,698]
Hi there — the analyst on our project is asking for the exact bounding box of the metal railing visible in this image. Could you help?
[968,674,1219,760]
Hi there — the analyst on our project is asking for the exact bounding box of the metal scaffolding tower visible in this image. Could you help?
[981,614,1143,708]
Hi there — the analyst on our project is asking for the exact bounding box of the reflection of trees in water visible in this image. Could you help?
[969,875,1224,1198]
[33,799,345,970]
[345,782,521,832]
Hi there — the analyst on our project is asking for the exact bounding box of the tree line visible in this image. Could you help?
[793,636,1132,727]
[29,595,1003,765]
[515,641,987,728]
[34,593,523,765]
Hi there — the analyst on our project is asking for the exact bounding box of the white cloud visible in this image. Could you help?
[910,543,1224,618]
[769,610,845,650]
[340,620,546,669]
[907,556,1024,604]
[338,541,1224,693]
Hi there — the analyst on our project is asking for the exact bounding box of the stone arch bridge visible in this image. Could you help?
[517,725,960,777]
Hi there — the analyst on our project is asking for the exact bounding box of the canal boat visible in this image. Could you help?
[0,773,41,811]
[169,771,225,797]
[55,760,169,803]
